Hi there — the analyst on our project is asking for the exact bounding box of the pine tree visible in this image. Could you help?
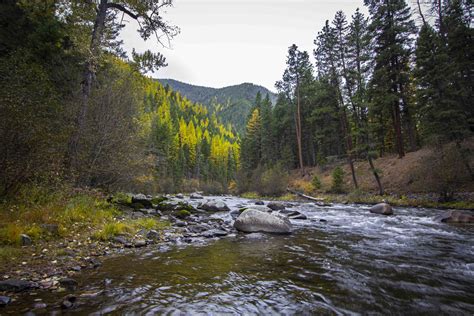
[365,0,416,158]
[276,44,313,170]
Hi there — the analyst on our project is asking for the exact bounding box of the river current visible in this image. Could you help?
[6,197,474,315]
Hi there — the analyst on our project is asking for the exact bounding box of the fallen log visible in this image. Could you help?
[286,188,325,202]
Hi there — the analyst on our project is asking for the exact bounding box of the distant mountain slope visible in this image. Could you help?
[157,79,277,133]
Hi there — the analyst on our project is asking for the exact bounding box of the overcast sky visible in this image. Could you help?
[120,0,371,91]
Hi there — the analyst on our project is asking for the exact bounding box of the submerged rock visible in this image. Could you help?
[202,229,228,238]
[0,296,11,306]
[234,209,292,234]
[59,278,78,291]
[0,280,37,292]
[438,210,474,223]
[369,203,393,215]
[267,202,286,211]
[199,200,230,212]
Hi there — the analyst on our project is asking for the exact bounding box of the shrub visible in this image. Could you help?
[311,175,322,190]
[259,165,288,196]
[331,166,345,193]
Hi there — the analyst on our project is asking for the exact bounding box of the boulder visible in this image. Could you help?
[20,234,32,246]
[369,203,393,215]
[132,194,153,209]
[439,211,474,223]
[0,280,37,292]
[234,209,292,234]
[190,192,204,199]
[267,202,286,211]
[199,200,230,212]
[175,193,184,199]
[254,200,265,205]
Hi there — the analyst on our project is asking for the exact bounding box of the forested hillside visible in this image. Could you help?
[159,79,277,132]
[0,0,238,196]
[239,1,473,200]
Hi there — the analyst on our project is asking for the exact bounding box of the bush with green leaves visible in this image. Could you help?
[311,175,322,190]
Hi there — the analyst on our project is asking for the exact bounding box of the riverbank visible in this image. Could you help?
[240,191,474,210]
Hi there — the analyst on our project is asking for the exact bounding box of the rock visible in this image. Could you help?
[240,205,272,213]
[0,296,11,306]
[134,239,147,247]
[199,200,230,212]
[229,210,241,219]
[175,193,184,199]
[244,233,266,239]
[319,219,327,222]
[61,295,76,309]
[40,224,59,235]
[61,299,73,309]
[175,220,187,227]
[190,192,204,199]
[59,278,78,291]
[0,280,37,292]
[20,234,32,246]
[202,229,228,238]
[369,203,393,215]
[175,209,191,219]
[146,230,160,239]
[254,200,265,205]
[439,211,474,223]
[187,224,210,233]
[267,202,285,211]
[234,209,292,234]
[132,194,153,209]
[33,302,47,309]
[113,236,132,247]
[286,211,307,220]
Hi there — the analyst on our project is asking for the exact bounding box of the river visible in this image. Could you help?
[5,197,474,315]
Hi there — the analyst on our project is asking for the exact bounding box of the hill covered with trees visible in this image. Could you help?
[158,79,277,132]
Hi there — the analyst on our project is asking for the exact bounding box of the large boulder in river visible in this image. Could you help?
[234,209,292,234]
[199,200,230,212]
[438,211,473,223]
[369,203,393,215]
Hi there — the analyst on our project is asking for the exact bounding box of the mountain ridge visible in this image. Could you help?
[156,78,277,133]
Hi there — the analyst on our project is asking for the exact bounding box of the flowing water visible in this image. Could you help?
[6,197,474,315]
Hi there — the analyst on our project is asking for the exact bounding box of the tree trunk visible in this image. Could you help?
[66,0,109,173]
[296,82,304,170]
[367,153,384,195]
[392,96,405,158]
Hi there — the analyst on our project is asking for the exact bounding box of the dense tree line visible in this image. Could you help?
[240,0,473,194]
[0,0,238,196]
